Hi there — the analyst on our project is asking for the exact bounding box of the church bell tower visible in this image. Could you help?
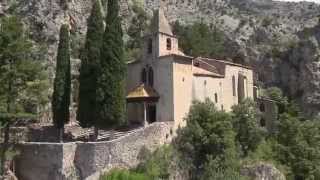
[143,6,179,61]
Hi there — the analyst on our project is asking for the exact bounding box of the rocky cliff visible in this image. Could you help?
[1,0,319,116]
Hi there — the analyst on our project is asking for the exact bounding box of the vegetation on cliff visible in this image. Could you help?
[52,24,71,142]
[0,16,49,175]
[172,21,227,60]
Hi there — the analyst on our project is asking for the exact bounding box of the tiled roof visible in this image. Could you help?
[193,66,224,78]
[198,57,252,70]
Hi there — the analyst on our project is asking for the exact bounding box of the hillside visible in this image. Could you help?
[0,0,319,116]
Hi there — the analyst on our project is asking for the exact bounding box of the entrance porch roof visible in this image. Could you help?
[126,84,160,103]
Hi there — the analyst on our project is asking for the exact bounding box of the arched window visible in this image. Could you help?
[260,118,266,127]
[148,67,154,87]
[141,68,147,83]
[166,38,172,50]
[148,39,152,54]
[214,93,218,103]
[232,75,236,96]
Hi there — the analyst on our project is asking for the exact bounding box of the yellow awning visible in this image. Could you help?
[126,84,160,102]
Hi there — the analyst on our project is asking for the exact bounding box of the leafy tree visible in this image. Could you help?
[100,169,148,180]
[232,99,265,157]
[174,99,239,179]
[276,113,320,179]
[172,21,226,58]
[125,0,149,62]
[262,87,320,179]
[96,0,126,131]
[52,24,71,142]
[77,0,104,128]
[0,16,49,175]
[136,146,173,179]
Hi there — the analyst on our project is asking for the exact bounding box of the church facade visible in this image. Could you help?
[126,8,255,131]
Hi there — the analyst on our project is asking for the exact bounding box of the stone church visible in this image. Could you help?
[126,8,255,131]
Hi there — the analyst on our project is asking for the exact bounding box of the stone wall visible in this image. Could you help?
[15,122,173,180]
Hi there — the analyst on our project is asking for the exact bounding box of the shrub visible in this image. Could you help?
[232,99,266,157]
[173,99,240,179]
[100,169,148,180]
[136,145,173,180]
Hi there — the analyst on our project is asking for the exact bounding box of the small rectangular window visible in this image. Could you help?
[167,38,172,50]
[148,39,152,54]
[232,76,236,97]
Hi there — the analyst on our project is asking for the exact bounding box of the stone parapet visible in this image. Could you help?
[15,122,173,180]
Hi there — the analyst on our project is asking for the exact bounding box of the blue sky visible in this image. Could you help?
[275,0,320,3]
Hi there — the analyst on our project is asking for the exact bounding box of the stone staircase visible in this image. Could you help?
[65,123,143,142]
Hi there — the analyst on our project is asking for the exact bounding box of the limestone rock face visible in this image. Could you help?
[241,162,286,180]
[278,26,320,117]
[1,0,320,116]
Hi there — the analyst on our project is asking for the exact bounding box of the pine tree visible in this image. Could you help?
[52,24,71,142]
[77,0,104,128]
[0,16,49,175]
[96,0,126,130]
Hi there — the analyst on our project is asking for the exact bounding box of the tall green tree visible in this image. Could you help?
[77,0,104,128]
[52,24,71,142]
[95,0,126,132]
[0,16,49,175]
[174,99,239,179]
[232,99,265,157]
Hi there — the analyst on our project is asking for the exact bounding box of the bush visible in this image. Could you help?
[232,99,266,157]
[136,145,173,180]
[100,169,148,180]
[173,99,240,179]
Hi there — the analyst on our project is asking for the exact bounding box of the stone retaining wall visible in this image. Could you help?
[15,122,173,180]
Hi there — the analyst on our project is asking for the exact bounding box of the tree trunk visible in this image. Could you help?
[1,124,10,176]
[1,69,13,176]
[93,126,99,141]
[58,126,64,143]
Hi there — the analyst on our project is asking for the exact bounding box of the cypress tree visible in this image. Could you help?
[52,24,71,142]
[77,0,104,128]
[96,0,126,130]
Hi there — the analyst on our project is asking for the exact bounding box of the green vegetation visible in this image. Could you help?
[172,21,226,59]
[100,89,320,179]
[100,169,149,180]
[135,146,173,179]
[77,0,104,129]
[125,0,149,62]
[0,16,49,175]
[253,87,320,179]
[232,99,265,157]
[96,0,126,129]
[100,146,173,180]
[261,17,273,27]
[52,24,71,142]
[173,99,242,179]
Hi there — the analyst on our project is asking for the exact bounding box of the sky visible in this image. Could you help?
[275,0,320,3]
